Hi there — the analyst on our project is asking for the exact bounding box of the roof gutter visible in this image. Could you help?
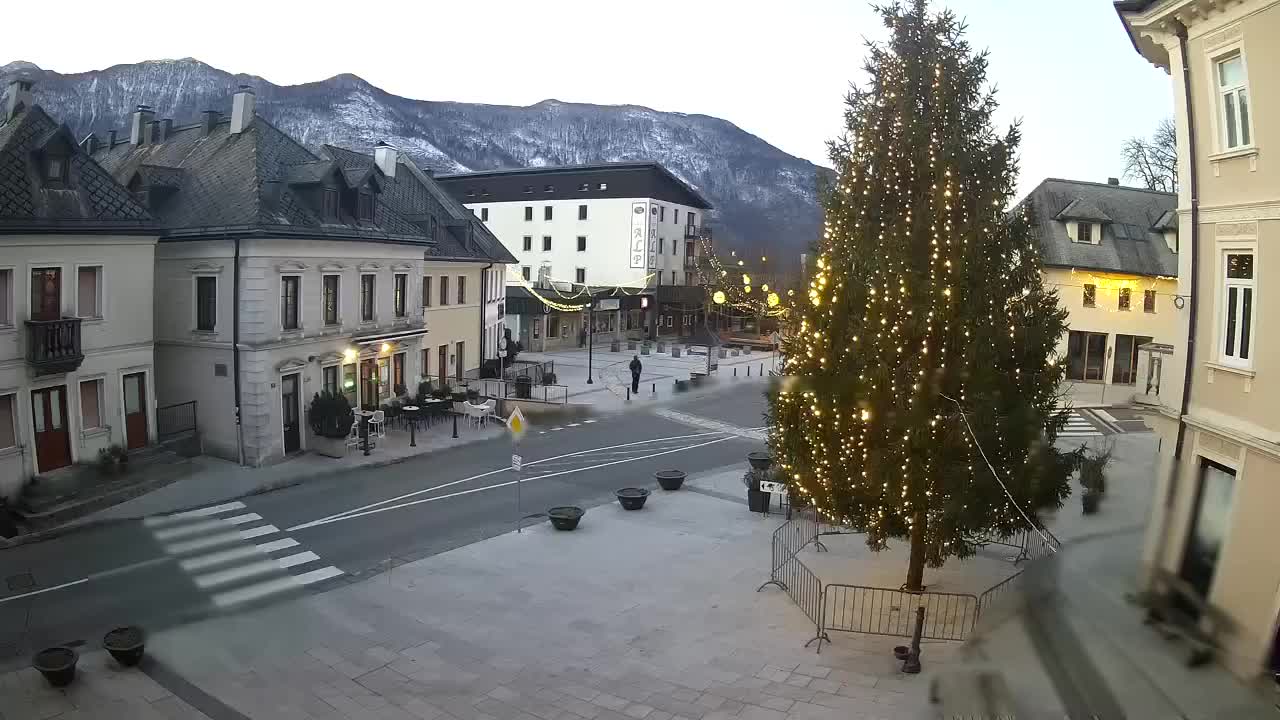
[233,235,245,467]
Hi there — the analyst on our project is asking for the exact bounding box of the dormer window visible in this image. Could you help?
[357,191,374,221]
[45,154,67,184]
[1077,222,1093,244]
[323,188,339,220]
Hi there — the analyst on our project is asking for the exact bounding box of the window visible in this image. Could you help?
[548,316,560,337]
[196,276,217,331]
[458,275,466,304]
[80,379,102,430]
[480,188,490,197]
[393,353,405,391]
[523,185,534,194]
[575,268,586,284]
[1083,284,1097,308]
[422,276,432,308]
[0,394,14,450]
[357,191,374,221]
[688,212,696,226]
[1217,55,1251,150]
[522,266,531,281]
[45,154,67,183]
[1144,289,1157,314]
[455,341,465,381]
[394,273,408,317]
[685,242,694,257]
[674,209,679,225]
[322,275,339,325]
[281,276,300,330]
[524,206,533,221]
[342,364,356,405]
[361,274,376,322]
[578,204,588,220]
[480,207,489,221]
[598,183,607,190]
[1118,287,1131,312]
[522,236,532,252]
[544,185,554,193]
[323,366,338,396]
[1077,222,1093,244]
[544,206,553,221]
[660,206,665,222]
[0,268,11,326]
[421,349,430,378]
[440,276,449,306]
[672,240,677,255]
[77,266,102,318]
[658,238,665,254]
[542,236,552,251]
[578,183,589,191]
[671,270,677,285]
[577,236,587,252]
[1222,252,1254,365]
[323,189,341,218]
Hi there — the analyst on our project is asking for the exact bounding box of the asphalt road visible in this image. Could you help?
[0,385,769,667]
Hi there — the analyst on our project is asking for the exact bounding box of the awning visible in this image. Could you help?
[353,327,430,346]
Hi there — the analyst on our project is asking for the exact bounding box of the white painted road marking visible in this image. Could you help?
[143,501,247,527]
[275,551,320,569]
[208,565,346,609]
[223,513,263,526]
[153,519,227,542]
[255,538,300,554]
[194,559,280,589]
[238,525,279,540]
[0,578,89,604]
[180,545,263,572]
[165,531,243,555]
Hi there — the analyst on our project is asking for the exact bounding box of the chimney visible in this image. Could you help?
[144,120,160,145]
[201,109,220,136]
[130,104,155,145]
[81,132,99,155]
[159,118,173,142]
[374,141,397,178]
[5,79,34,121]
[107,130,118,147]
[1107,177,1120,186]
[230,85,255,135]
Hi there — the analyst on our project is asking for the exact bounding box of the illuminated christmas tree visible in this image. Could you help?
[768,0,1076,591]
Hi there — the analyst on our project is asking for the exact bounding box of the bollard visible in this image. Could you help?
[452,411,459,439]
[748,365,751,377]
[760,363,764,376]
[902,607,924,674]
[734,367,737,377]
[626,387,630,401]
[362,414,371,456]
[652,383,656,394]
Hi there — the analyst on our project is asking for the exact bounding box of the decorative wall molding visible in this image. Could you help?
[1186,201,1280,223]
[188,261,224,274]
[358,261,383,273]
[275,357,308,373]
[391,262,414,273]
[317,351,346,365]
[276,260,309,273]
[1215,221,1259,239]
[1203,23,1243,51]
[318,262,347,273]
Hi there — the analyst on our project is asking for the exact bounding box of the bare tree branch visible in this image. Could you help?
[1122,117,1177,193]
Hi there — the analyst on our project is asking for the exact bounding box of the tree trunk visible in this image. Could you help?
[904,511,927,592]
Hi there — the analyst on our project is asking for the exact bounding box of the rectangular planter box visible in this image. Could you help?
[671,347,682,358]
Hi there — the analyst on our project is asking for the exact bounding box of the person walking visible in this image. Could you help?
[629,355,643,394]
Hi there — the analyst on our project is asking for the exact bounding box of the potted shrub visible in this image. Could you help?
[466,388,481,403]
[416,381,433,404]
[308,391,354,458]
[1079,444,1112,514]
[544,372,557,385]
[451,389,467,403]
[394,383,408,398]
[97,444,128,476]
[615,488,650,510]
[433,383,452,400]
[32,646,78,687]
[103,626,145,667]
[747,451,774,471]
[548,506,584,531]
[655,470,686,491]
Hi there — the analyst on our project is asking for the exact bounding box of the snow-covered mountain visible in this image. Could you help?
[1,58,824,264]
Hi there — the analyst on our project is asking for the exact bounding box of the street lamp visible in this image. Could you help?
[586,292,595,385]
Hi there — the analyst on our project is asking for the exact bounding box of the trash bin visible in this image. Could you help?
[515,375,533,400]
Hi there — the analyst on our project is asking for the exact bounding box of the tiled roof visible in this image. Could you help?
[1019,178,1177,278]
[1054,197,1112,223]
[0,105,151,232]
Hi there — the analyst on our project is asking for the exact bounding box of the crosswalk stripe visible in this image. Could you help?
[223,513,263,526]
[194,559,281,589]
[275,551,320,569]
[211,576,302,608]
[180,545,262,572]
[294,566,344,585]
[153,519,226,542]
[239,525,279,540]
[144,501,247,527]
[165,531,243,555]
[255,538,300,554]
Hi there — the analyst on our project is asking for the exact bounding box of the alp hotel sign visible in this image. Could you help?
[630,202,647,269]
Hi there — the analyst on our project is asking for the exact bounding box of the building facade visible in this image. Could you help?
[1118,0,1280,682]
[0,81,159,499]
[1018,178,1179,395]
[92,89,513,466]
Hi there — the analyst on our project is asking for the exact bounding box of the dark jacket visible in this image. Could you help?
[629,358,642,376]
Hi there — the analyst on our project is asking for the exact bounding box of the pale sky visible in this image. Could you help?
[4,0,1172,198]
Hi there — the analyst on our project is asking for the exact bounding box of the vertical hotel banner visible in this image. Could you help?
[630,201,648,269]
[648,203,658,270]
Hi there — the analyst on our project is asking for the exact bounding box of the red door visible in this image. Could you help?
[30,268,61,320]
[123,372,148,450]
[31,386,71,472]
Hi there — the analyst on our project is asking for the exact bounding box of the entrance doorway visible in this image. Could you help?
[122,372,148,450]
[31,386,71,472]
[30,268,61,321]
[281,373,301,454]
[1067,331,1108,382]
[1177,459,1236,618]
[1112,334,1153,385]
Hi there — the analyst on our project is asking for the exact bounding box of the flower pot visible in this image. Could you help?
[747,487,771,513]
[615,488,650,511]
[103,626,145,667]
[657,341,667,353]
[655,470,686,491]
[672,346,682,358]
[674,379,689,392]
[312,434,347,459]
[1082,491,1100,515]
[548,506,584,531]
[747,451,773,471]
[893,645,910,661]
[33,647,78,687]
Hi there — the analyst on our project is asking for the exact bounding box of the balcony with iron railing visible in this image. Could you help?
[684,224,711,241]
[25,317,84,375]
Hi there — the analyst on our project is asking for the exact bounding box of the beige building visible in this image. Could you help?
[1018,178,1179,397]
[0,81,159,499]
[1118,0,1280,682]
[92,89,512,466]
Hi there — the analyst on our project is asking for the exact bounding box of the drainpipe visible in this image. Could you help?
[479,262,494,373]
[1160,20,1201,569]
[233,236,245,466]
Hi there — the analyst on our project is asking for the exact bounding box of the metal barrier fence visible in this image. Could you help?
[757,510,828,647]
[478,379,569,405]
[156,400,197,440]
[822,585,979,642]
[503,360,555,385]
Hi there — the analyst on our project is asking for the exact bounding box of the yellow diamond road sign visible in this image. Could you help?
[507,406,528,440]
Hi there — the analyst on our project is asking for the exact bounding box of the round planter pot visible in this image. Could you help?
[548,506,585,531]
[33,647,78,688]
[893,645,910,661]
[1082,492,1100,515]
[655,470,686,491]
[103,626,146,667]
[747,451,774,471]
[747,487,771,514]
[615,488,650,511]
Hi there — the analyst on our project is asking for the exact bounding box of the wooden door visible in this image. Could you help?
[281,373,301,454]
[31,386,71,472]
[123,372,148,450]
[30,268,61,321]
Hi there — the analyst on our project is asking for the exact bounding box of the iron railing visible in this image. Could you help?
[478,379,569,405]
[25,317,83,375]
[156,400,198,440]
[503,359,555,385]
[822,585,979,642]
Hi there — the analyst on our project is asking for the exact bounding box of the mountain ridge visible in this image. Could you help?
[1,58,824,264]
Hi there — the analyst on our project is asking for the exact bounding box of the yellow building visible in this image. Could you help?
[1118,0,1280,682]
[1018,178,1179,396]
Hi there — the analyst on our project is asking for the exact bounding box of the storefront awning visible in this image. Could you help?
[353,327,430,346]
